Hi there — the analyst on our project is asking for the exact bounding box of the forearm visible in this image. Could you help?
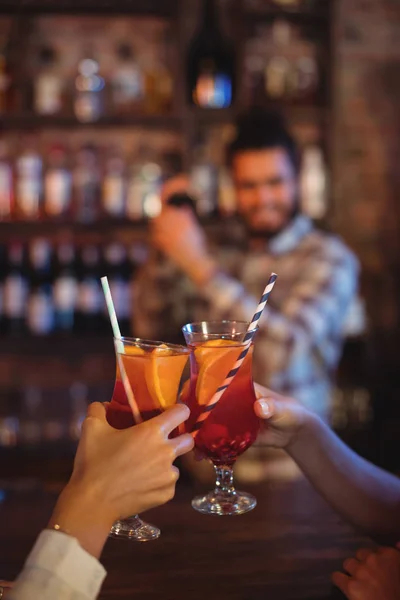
[9,485,109,600]
[48,482,114,559]
[288,415,400,536]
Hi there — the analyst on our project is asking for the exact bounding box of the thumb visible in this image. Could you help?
[254,397,277,420]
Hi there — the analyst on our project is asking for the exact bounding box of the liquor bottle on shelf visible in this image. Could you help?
[0,389,19,448]
[102,145,127,219]
[15,138,43,221]
[142,34,173,114]
[126,145,162,221]
[53,241,78,335]
[0,139,14,221]
[3,242,28,336]
[186,0,235,109]
[19,386,43,445]
[73,143,101,224]
[0,36,11,115]
[190,140,218,217]
[69,382,88,441]
[264,20,293,100]
[103,242,131,335]
[44,144,72,220]
[27,238,55,336]
[218,167,236,217]
[0,244,5,334]
[111,43,143,115]
[299,145,327,220]
[74,48,105,123]
[34,46,64,116]
[294,43,319,103]
[76,245,104,334]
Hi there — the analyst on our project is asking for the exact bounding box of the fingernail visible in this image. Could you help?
[257,399,271,417]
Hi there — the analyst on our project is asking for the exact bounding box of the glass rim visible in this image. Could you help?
[114,336,189,354]
[182,320,257,333]
[182,320,258,348]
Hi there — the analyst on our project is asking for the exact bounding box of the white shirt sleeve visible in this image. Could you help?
[9,529,107,600]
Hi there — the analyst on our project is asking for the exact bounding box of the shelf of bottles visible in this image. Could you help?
[0,2,331,344]
[0,0,335,460]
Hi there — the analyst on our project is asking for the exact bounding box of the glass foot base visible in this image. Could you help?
[192,490,257,516]
[109,516,160,541]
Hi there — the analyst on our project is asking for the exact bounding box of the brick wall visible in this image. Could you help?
[332,0,400,340]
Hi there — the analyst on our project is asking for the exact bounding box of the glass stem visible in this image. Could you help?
[214,465,236,499]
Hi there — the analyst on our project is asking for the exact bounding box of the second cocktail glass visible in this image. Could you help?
[106,336,189,541]
[182,320,260,516]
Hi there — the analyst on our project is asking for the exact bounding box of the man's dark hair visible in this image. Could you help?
[226,108,300,172]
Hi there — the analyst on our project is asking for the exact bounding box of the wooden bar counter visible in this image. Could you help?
[0,477,371,599]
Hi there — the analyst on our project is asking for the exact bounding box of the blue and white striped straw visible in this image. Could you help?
[192,273,278,436]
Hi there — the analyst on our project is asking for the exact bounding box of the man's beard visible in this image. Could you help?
[243,202,300,241]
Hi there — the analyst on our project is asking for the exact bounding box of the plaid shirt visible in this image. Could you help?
[133,215,359,418]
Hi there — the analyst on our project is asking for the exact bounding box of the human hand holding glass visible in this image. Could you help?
[106,336,191,540]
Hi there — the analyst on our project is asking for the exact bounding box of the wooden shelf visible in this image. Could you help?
[0,0,179,16]
[0,336,116,387]
[0,215,241,242]
[0,114,183,131]
[243,4,331,25]
[0,219,148,241]
[0,334,114,356]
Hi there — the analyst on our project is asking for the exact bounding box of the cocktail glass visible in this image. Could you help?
[182,321,259,516]
[107,336,189,540]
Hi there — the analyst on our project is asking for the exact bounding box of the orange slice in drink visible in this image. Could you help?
[123,345,146,357]
[146,345,188,409]
[195,339,243,406]
[116,344,146,384]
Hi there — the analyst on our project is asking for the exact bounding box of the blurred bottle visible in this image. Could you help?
[74,143,100,223]
[142,34,173,114]
[102,145,126,218]
[264,20,293,100]
[3,242,28,335]
[186,0,235,109]
[0,36,12,114]
[111,43,143,114]
[0,244,5,333]
[69,382,88,441]
[27,238,54,336]
[44,144,72,219]
[126,145,162,221]
[34,45,64,116]
[190,141,218,216]
[15,138,43,220]
[0,390,19,448]
[42,388,68,442]
[103,242,131,335]
[19,386,42,445]
[53,241,78,335]
[74,49,105,123]
[218,167,236,217]
[0,139,14,221]
[299,145,327,220]
[295,50,319,102]
[76,245,103,334]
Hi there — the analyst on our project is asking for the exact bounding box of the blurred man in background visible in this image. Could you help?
[133,110,359,423]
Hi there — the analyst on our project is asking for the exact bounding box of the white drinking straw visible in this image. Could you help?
[100,276,142,424]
